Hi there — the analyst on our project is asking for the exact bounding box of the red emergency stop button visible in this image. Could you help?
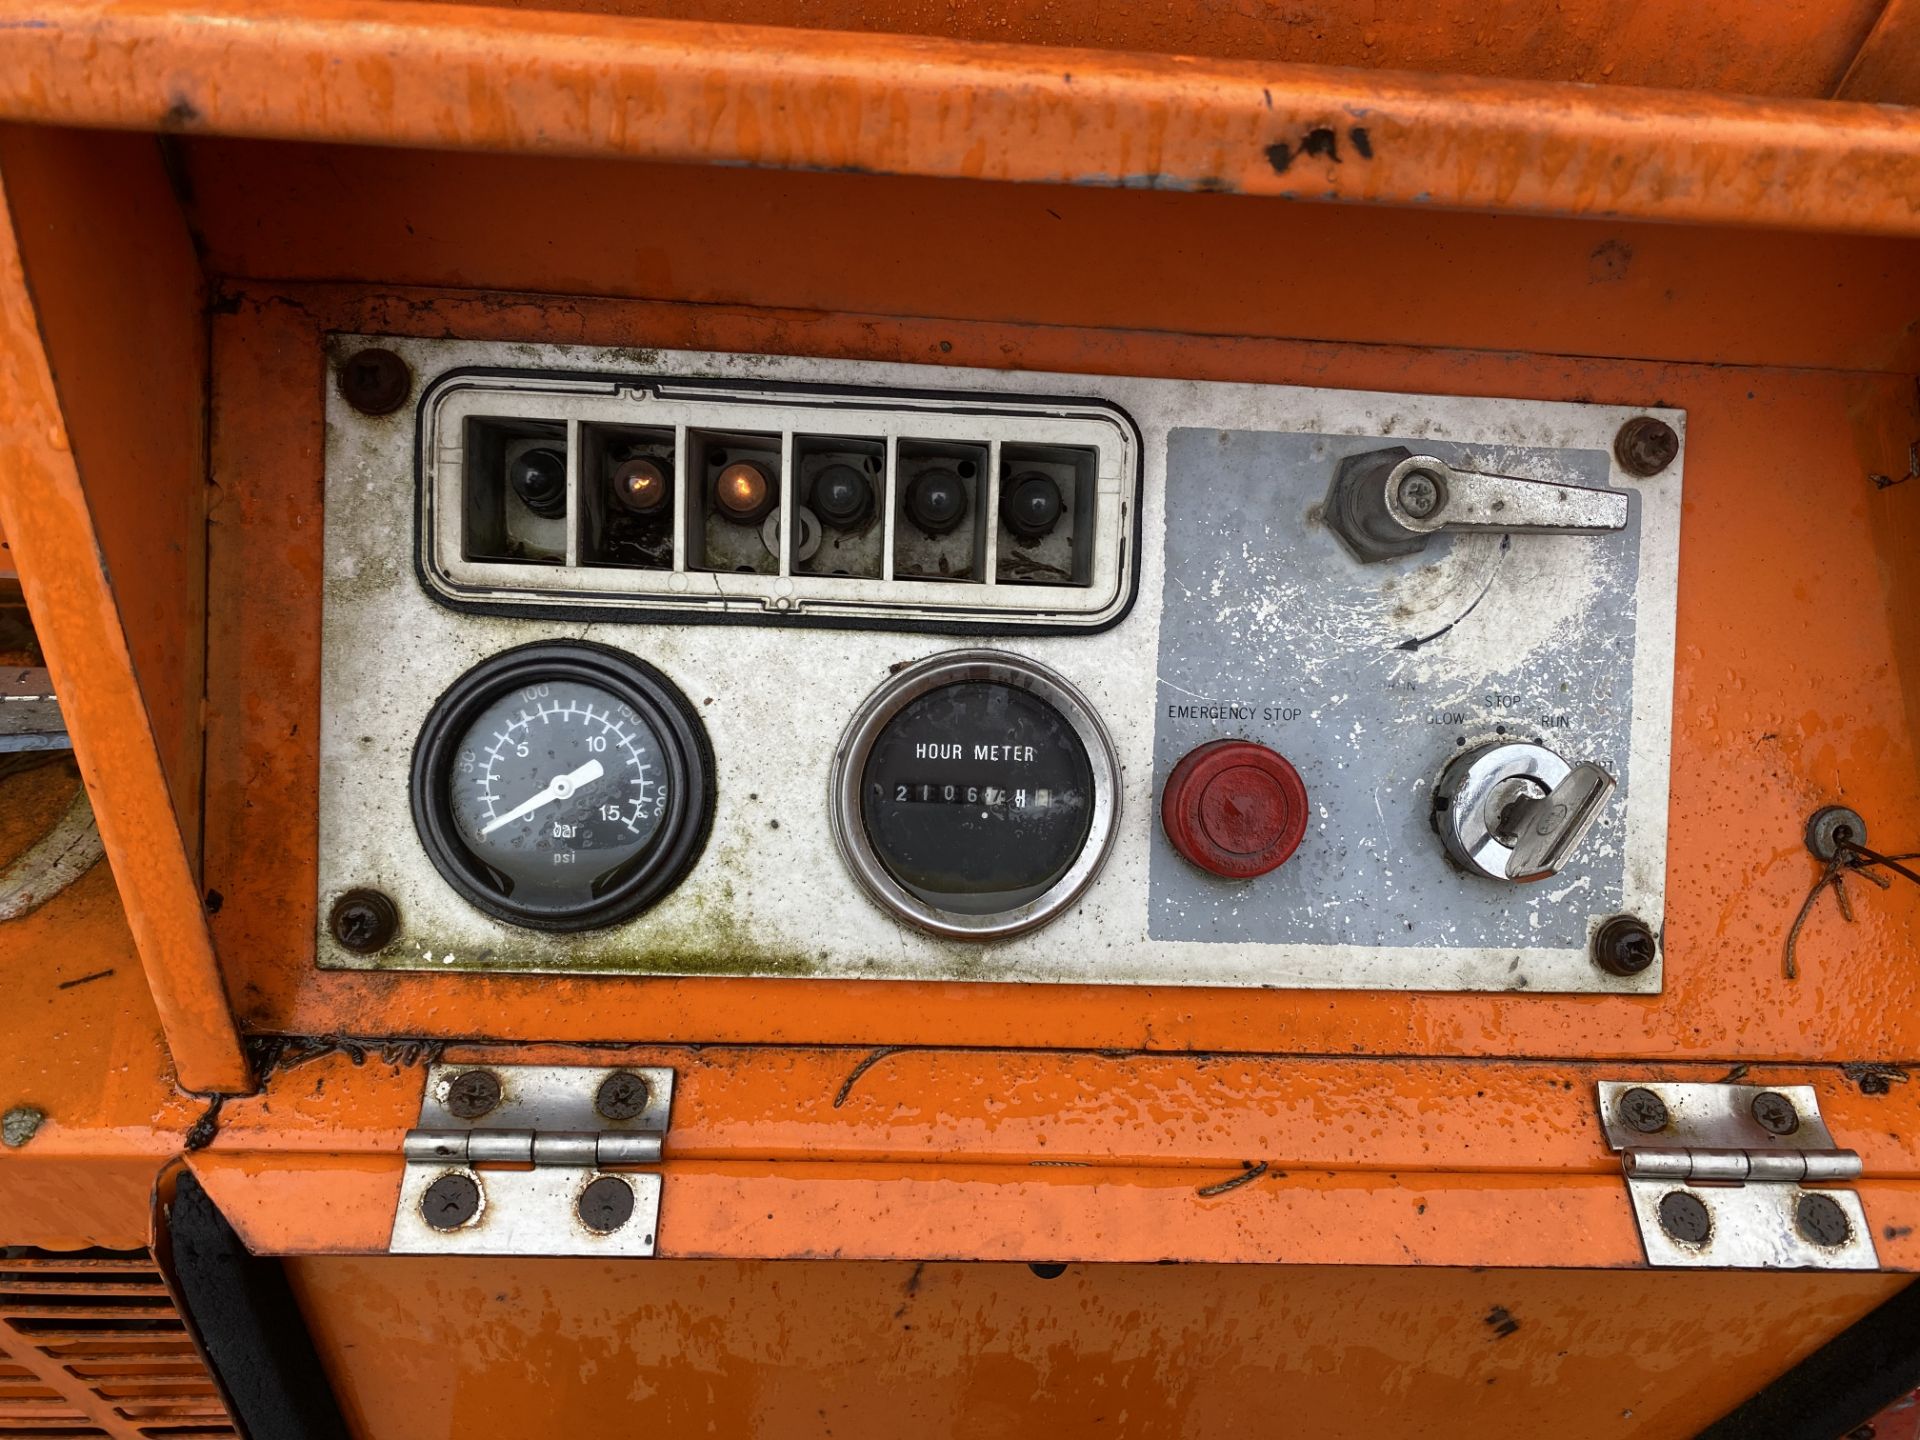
[1161,740,1308,879]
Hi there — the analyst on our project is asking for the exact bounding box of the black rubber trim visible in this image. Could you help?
[167,1171,351,1440]
[1695,1276,1920,1440]
[409,639,717,932]
[404,362,1146,639]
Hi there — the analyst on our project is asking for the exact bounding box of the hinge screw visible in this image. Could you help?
[421,1172,481,1232]
[1750,1091,1801,1136]
[1614,417,1680,477]
[329,888,399,953]
[595,1071,652,1121]
[577,1175,636,1234]
[444,1070,503,1120]
[338,347,413,417]
[1618,1086,1670,1133]
[1657,1191,1712,1244]
[1795,1192,1852,1247]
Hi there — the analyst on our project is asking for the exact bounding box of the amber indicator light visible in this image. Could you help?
[714,460,774,523]
[612,457,671,516]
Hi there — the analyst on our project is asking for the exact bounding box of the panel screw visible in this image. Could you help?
[1750,1091,1800,1136]
[329,889,398,953]
[1657,1191,1712,1244]
[1795,1192,1852,1247]
[595,1071,651,1121]
[1805,805,1867,862]
[338,347,412,417]
[444,1070,502,1120]
[1593,916,1657,977]
[1614,417,1679,477]
[421,1172,481,1231]
[577,1175,635,1234]
[1395,469,1444,519]
[1618,1086,1670,1133]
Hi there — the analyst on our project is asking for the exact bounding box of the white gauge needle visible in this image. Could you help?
[480,758,605,836]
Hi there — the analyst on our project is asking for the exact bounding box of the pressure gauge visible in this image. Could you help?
[411,642,714,930]
[830,650,1119,938]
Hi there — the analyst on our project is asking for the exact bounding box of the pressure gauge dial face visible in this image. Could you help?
[831,650,1120,938]
[412,643,714,930]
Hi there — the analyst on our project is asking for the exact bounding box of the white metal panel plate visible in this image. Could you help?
[318,338,1681,992]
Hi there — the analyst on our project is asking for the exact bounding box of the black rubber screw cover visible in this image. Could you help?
[1002,471,1064,541]
[812,463,873,528]
[905,468,968,536]
[510,448,568,517]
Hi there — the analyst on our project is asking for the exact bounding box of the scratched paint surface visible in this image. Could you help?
[284,1256,1906,1440]
[1150,430,1637,952]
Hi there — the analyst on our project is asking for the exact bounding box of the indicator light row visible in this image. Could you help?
[464,417,1098,588]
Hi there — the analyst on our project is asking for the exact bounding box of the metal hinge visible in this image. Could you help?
[390,1063,672,1257]
[1596,1081,1877,1270]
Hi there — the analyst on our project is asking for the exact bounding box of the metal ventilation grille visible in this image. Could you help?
[0,1251,236,1439]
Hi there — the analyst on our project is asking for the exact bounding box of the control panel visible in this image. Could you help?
[319,338,1679,992]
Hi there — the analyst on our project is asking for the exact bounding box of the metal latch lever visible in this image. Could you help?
[1326,446,1629,562]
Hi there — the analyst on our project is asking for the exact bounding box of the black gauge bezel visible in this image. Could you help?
[410,641,715,932]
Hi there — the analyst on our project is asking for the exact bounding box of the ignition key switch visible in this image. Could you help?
[1433,741,1617,882]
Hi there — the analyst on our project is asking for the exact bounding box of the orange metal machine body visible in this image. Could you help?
[1,1,1919,1436]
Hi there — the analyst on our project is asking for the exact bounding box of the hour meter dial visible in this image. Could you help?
[411,643,714,931]
[831,651,1119,937]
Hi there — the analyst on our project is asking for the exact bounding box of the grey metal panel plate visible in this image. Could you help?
[317,338,1680,991]
[1150,430,1637,952]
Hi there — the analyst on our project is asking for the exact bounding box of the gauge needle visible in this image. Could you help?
[480,758,605,836]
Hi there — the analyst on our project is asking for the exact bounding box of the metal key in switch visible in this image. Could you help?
[1326,446,1629,563]
[1434,742,1618,882]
